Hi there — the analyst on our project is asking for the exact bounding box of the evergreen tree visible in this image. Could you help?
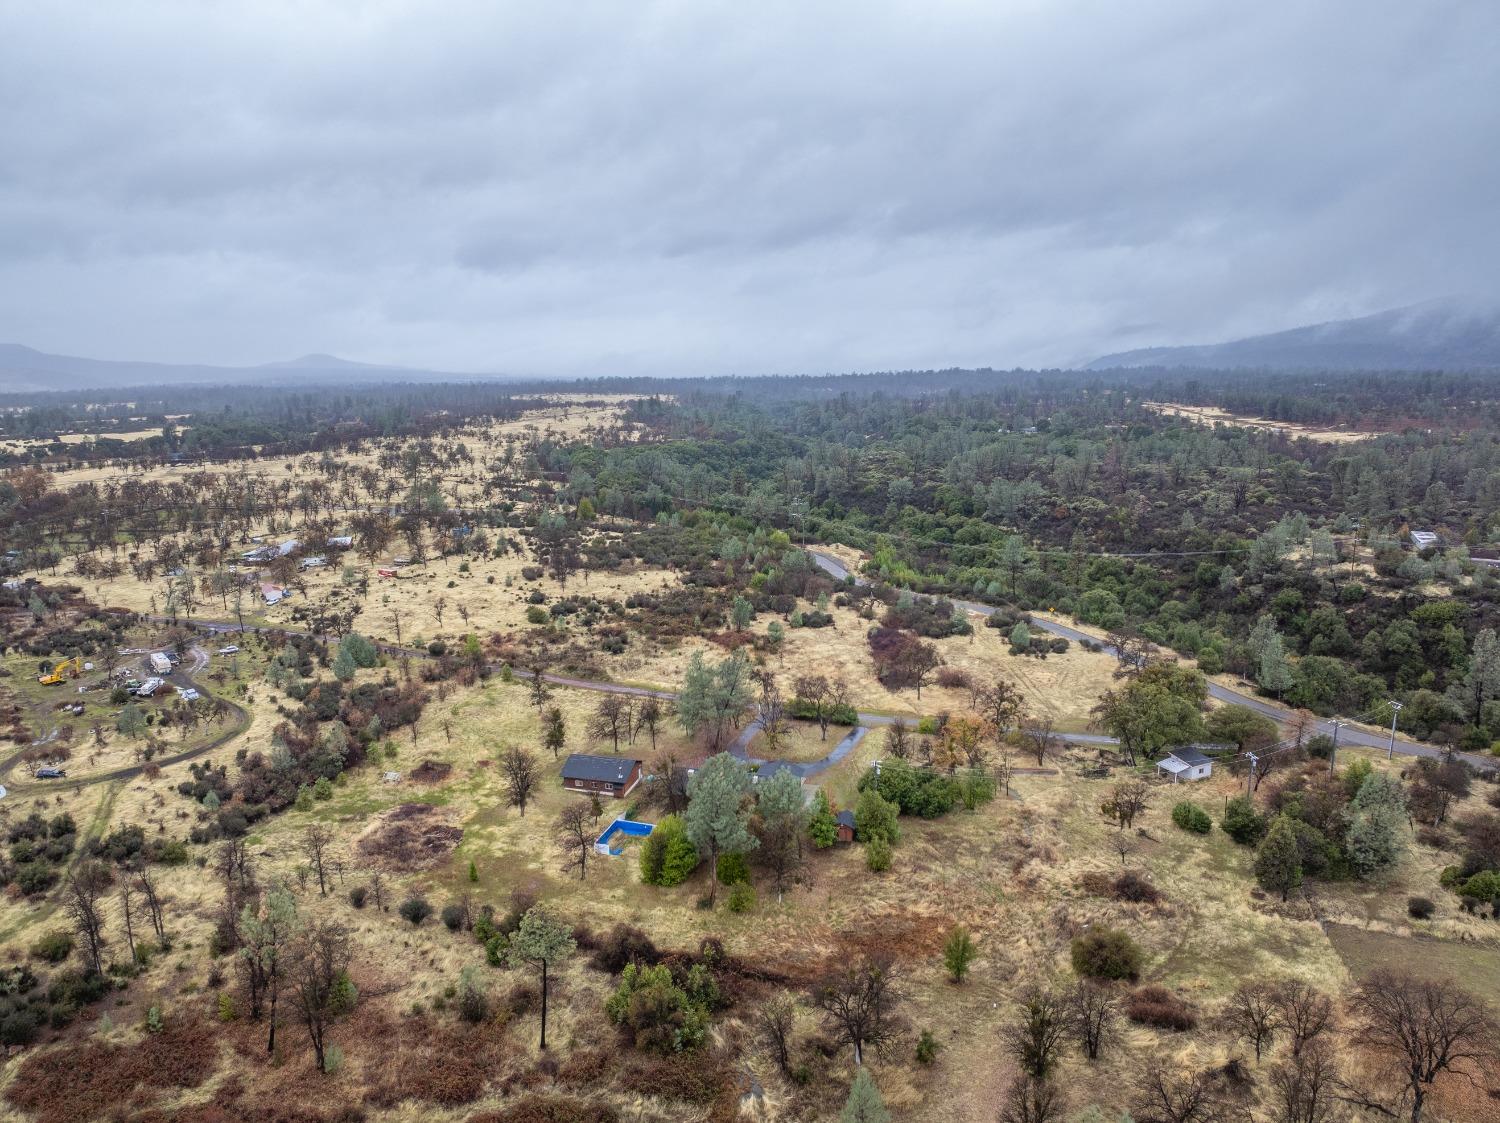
[839,1067,891,1123]
[810,790,838,849]
[1254,815,1303,901]
[684,753,756,905]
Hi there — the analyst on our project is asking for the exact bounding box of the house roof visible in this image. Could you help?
[1164,745,1220,767]
[835,810,856,828]
[561,753,641,784]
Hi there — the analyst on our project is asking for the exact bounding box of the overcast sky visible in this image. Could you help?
[1,0,1495,376]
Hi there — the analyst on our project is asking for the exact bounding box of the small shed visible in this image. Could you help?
[1409,530,1439,550]
[834,809,856,844]
[561,753,643,799]
[1156,746,1215,783]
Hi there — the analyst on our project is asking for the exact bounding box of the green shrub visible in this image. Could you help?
[725,882,756,913]
[1220,796,1268,845]
[605,963,709,1054]
[865,836,893,872]
[30,931,73,964]
[915,1029,940,1064]
[399,896,433,926]
[1171,801,1212,834]
[441,903,467,931]
[526,606,548,625]
[715,853,749,885]
[639,815,698,887]
[1070,926,1143,981]
[217,992,238,1022]
[348,885,368,908]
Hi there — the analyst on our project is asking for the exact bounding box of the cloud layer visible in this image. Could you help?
[1,0,1496,375]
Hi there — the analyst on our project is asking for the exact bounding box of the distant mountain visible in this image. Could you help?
[1086,299,1500,372]
[258,353,387,371]
[0,344,506,393]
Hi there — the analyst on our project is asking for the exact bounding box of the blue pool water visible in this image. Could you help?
[595,817,654,856]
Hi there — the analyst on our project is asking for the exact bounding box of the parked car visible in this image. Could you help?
[216,644,240,655]
[34,767,66,780]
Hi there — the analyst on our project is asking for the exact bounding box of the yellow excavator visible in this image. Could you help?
[37,657,84,685]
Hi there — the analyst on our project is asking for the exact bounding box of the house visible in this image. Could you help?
[327,535,353,549]
[260,583,287,605]
[834,810,856,844]
[1409,530,1440,550]
[299,556,327,570]
[561,753,643,799]
[148,652,172,675]
[1155,746,1216,783]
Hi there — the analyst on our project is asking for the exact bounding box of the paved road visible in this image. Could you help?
[807,549,1496,773]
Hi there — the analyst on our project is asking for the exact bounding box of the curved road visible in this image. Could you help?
[807,549,1496,773]
[1,647,251,796]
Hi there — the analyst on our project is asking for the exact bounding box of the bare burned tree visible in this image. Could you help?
[1004,987,1070,1078]
[287,918,355,1073]
[977,678,1025,743]
[1221,980,1283,1063]
[136,865,166,941]
[758,993,797,1076]
[302,823,334,896]
[1269,1039,1343,1123]
[368,868,388,911]
[634,696,666,751]
[1132,1063,1248,1123]
[1022,714,1057,767]
[1100,779,1150,831]
[555,802,596,881]
[500,745,540,817]
[999,1075,1066,1123]
[885,718,913,760]
[793,673,833,740]
[117,869,138,967]
[65,860,111,975]
[756,672,790,753]
[1343,970,1498,1123]
[1067,980,1120,1061]
[809,955,904,1067]
[587,695,630,753]
[1275,981,1334,1058]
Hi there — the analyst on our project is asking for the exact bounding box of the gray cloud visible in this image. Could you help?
[0,0,1496,375]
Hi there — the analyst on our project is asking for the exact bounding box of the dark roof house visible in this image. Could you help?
[561,753,643,799]
[834,809,856,844]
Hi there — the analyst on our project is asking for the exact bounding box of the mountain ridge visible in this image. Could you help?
[0,344,507,393]
[1086,298,1500,372]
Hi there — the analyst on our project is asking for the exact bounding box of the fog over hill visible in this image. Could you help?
[0,343,506,393]
[1087,299,1500,372]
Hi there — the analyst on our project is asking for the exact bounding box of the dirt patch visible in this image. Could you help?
[355,802,464,871]
[410,758,454,784]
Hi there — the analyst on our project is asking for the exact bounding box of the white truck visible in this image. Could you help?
[136,677,164,697]
[148,652,172,675]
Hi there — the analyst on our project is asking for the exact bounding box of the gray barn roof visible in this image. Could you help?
[561,753,641,784]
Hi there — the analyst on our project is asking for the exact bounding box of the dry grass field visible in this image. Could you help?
[1144,401,1380,444]
[5,404,1499,1122]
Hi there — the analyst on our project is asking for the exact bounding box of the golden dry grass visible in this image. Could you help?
[1144,401,1379,444]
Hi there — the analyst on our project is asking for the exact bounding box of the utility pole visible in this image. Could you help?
[1386,700,1403,761]
[1327,719,1345,774]
[1245,751,1257,797]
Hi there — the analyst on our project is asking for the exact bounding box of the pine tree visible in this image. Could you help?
[840,1067,891,1123]
[684,753,756,905]
[810,790,838,849]
[1254,815,1303,901]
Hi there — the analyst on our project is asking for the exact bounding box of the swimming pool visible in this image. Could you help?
[595,817,653,856]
